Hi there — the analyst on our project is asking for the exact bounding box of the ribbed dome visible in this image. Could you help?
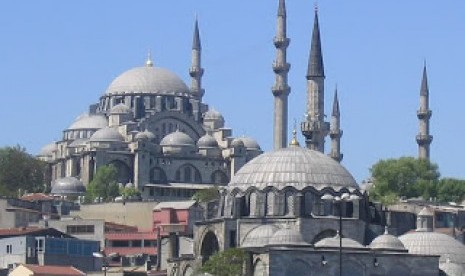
[110,103,131,114]
[90,127,125,142]
[399,231,465,264]
[370,228,406,251]
[51,177,86,195]
[38,143,57,157]
[68,114,108,130]
[197,134,218,148]
[241,224,279,248]
[268,227,308,247]
[314,234,364,249]
[239,136,261,150]
[105,66,189,96]
[160,131,195,147]
[229,146,358,191]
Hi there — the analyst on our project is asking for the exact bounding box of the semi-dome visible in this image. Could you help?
[51,177,86,195]
[268,227,308,247]
[38,142,57,157]
[110,103,131,114]
[68,114,108,130]
[229,146,358,191]
[197,134,218,148]
[314,233,364,249]
[369,228,406,251]
[239,136,261,150]
[399,231,465,264]
[160,131,195,147]
[105,66,190,96]
[90,127,125,142]
[241,224,279,248]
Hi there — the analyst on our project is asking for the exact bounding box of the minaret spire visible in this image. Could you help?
[416,63,433,160]
[146,49,153,67]
[189,18,205,100]
[272,0,291,150]
[330,87,343,162]
[301,7,329,152]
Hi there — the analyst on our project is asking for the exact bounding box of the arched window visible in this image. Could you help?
[150,167,167,184]
[284,191,294,216]
[304,191,314,215]
[211,170,228,184]
[175,164,202,183]
[200,231,219,264]
[184,166,192,182]
[108,160,132,184]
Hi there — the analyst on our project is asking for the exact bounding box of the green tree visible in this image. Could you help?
[86,165,120,202]
[0,145,46,197]
[369,157,440,204]
[437,178,465,203]
[192,187,220,203]
[201,248,246,276]
[120,186,141,199]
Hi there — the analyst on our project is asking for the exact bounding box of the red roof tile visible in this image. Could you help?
[104,246,157,256]
[106,231,157,241]
[21,264,85,276]
[20,193,54,202]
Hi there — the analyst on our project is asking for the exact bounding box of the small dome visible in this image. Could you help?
[160,131,195,147]
[204,109,224,121]
[231,138,244,148]
[197,134,218,148]
[369,228,406,251]
[399,231,465,264]
[90,127,125,142]
[314,233,364,249]
[68,114,108,130]
[268,227,308,247]
[229,146,358,192]
[135,131,149,141]
[241,225,279,248]
[110,103,131,114]
[239,136,261,150]
[38,143,57,157]
[106,66,189,96]
[68,138,88,148]
[51,177,86,195]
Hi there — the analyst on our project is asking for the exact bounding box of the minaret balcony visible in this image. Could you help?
[272,85,290,96]
[416,134,433,145]
[272,62,290,73]
[273,37,290,48]
[329,129,343,138]
[189,67,204,77]
[417,109,432,119]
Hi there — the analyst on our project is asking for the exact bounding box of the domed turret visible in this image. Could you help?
[51,177,86,196]
[239,136,261,151]
[203,108,225,130]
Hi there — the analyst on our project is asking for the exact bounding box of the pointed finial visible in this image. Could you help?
[420,62,429,96]
[192,17,201,50]
[384,226,389,235]
[314,1,318,13]
[278,0,286,17]
[146,49,153,67]
[332,86,340,117]
[289,120,300,147]
[307,5,325,78]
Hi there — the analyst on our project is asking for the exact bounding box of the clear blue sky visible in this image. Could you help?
[0,1,464,183]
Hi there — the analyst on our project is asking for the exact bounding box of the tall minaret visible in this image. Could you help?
[330,88,343,162]
[189,18,205,101]
[301,7,329,152]
[272,0,291,150]
[416,64,433,160]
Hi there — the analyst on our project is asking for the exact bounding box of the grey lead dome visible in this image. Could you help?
[229,146,358,191]
[106,66,190,96]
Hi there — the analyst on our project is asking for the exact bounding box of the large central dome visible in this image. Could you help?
[229,146,358,191]
[105,66,190,96]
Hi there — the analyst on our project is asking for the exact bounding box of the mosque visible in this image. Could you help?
[37,20,262,200]
[35,0,464,275]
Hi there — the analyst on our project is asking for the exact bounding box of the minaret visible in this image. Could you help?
[272,0,291,150]
[330,88,343,162]
[301,7,329,152]
[189,18,205,101]
[416,64,433,160]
